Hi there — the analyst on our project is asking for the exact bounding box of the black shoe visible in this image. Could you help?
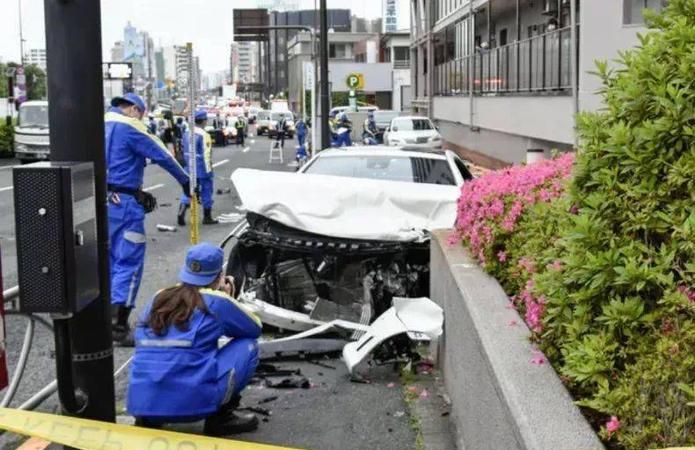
[177,204,188,226]
[203,209,219,225]
[112,324,135,347]
[204,410,259,436]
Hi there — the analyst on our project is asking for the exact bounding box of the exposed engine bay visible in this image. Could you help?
[226,213,431,329]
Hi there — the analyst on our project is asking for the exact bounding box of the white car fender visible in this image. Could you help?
[342,297,443,374]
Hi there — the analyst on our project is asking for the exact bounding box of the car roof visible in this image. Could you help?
[391,116,430,121]
[315,145,448,160]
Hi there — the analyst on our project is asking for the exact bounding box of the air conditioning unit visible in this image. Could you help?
[542,0,559,15]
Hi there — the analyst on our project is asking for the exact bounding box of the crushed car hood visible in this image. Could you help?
[231,168,459,242]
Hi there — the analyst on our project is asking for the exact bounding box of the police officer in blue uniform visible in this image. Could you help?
[177,110,219,226]
[128,243,261,435]
[105,93,190,345]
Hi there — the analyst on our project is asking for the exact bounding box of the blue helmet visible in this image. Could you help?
[111,92,146,112]
[194,109,208,122]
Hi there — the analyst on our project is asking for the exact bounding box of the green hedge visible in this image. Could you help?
[0,121,14,158]
[453,1,694,448]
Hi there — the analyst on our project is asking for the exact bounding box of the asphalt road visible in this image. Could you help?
[0,128,416,450]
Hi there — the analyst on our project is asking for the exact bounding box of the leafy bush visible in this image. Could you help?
[0,121,14,158]
[453,1,695,448]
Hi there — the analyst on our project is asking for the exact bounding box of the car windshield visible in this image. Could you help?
[258,111,270,120]
[391,118,433,131]
[303,155,456,186]
[271,112,293,121]
[18,105,49,128]
[374,111,400,124]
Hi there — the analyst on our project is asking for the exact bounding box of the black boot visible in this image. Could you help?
[203,208,219,225]
[111,305,134,347]
[204,395,258,435]
[177,203,188,226]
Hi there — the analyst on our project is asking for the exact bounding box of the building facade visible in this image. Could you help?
[381,32,412,111]
[383,0,412,32]
[268,9,352,96]
[26,49,47,71]
[410,0,667,167]
[236,41,259,84]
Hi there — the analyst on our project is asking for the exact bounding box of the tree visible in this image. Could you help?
[4,62,47,100]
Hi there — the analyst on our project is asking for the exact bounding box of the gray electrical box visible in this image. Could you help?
[13,162,99,314]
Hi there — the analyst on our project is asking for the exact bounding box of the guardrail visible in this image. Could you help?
[2,286,131,411]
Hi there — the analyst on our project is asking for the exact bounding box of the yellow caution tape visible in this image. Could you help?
[0,408,297,450]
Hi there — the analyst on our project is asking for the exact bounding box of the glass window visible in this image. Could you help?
[391,118,434,131]
[18,104,49,128]
[623,0,666,24]
[394,47,410,61]
[454,157,474,181]
[303,155,456,185]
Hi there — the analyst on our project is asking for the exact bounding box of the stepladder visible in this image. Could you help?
[269,140,284,164]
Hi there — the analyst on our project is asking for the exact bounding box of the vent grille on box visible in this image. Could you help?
[14,169,67,313]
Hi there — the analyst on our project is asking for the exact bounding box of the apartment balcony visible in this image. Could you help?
[393,59,411,69]
[434,25,577,96]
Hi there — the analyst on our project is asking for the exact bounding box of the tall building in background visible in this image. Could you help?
[236,41,259,84]
[122,22,158,103]
[268,9,351,95]
[230,42,240,83]
[383,0,410,32]
[26,49,47,71]
[110,41,124,61]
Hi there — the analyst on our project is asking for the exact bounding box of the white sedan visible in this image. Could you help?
[385,116,442,149]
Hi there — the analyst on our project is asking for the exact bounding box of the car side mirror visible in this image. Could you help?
[392,127,398,132]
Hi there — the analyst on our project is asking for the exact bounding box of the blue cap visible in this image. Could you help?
[178,243,224,286]
[111,92,146,112]
[195,109,208,121]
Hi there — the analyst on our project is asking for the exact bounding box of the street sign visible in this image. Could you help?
[303,62,314,90]
[102,62,133,80]
[346,73,364,90]
[15,66,27,105]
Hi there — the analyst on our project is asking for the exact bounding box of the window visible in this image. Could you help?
[623,0,667,24]
[454,158,474,181]
[394,47,410,62]
[391,118,434,131]
[303,156,456,186]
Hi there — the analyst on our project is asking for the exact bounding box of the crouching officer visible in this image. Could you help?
[128,243,261,435]
[178,110,218,226]
[105,93,190,346]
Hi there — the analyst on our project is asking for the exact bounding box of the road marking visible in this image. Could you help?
[243,147,250,153]
[213,158,229,168]
[143,183,164,192]
[0,186,14,193]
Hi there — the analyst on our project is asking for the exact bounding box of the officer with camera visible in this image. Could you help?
[105,93,190,346]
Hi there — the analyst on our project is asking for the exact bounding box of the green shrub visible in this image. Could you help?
[0,121,14,158]
[454,1,694,448]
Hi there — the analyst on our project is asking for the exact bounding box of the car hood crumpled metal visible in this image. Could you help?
[231,168,459,242]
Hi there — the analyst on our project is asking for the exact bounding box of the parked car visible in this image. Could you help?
[268,111,295,138]
[255,110,272,135]
[372,110,401,133]
[14,101,50,163]
[222,146,474,331]
[329,105,380,117]
[384,116,442,149]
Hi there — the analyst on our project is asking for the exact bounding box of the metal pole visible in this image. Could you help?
[42,0,115,422]
[319,0,330,149]
[570,0,578,126]
[311,32,318,154]
[18,0,25,66]
[187,43,199,244]
[469,0,474,128]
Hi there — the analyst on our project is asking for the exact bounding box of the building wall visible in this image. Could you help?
[392,69,411,111]
[329,62,393,92]
[579,0,645,111]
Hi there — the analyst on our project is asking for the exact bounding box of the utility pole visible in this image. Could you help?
[43,0,115,422]
[319,0,330,149]
[18,0,25,66]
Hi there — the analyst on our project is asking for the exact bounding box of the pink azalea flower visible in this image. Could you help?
[497,251,507,262]
[605,416,620,435]
[507,320,518,326]
[530,353,546,365]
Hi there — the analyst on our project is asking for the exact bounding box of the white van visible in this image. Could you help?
[14,101,50,163]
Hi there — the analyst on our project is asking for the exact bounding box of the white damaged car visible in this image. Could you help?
[222,146,474,336]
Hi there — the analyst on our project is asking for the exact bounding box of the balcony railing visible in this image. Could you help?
[393,59,411,69]
[434,25,577,96]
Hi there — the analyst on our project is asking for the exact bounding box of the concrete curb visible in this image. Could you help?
[430,229,604,450]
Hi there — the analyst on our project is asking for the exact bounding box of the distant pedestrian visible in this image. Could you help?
[147,115,157,135]
[276,116,287,148]
[161,110,176,156]
[296,117,307,149]
[235,116,246,146]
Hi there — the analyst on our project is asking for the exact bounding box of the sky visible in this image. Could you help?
[1,0,382,73]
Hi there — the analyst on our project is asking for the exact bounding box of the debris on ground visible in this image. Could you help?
[393,411,406,418]
[265,376,311,389]
[216,188,232,195]
[159,202,172,207]
[156,224,177,232]
[258,395,279,404]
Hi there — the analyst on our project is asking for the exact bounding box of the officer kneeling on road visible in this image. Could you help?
[128,243,261,435]
[178,110,219,226]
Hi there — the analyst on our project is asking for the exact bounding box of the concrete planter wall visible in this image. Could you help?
[430,229,604,450]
